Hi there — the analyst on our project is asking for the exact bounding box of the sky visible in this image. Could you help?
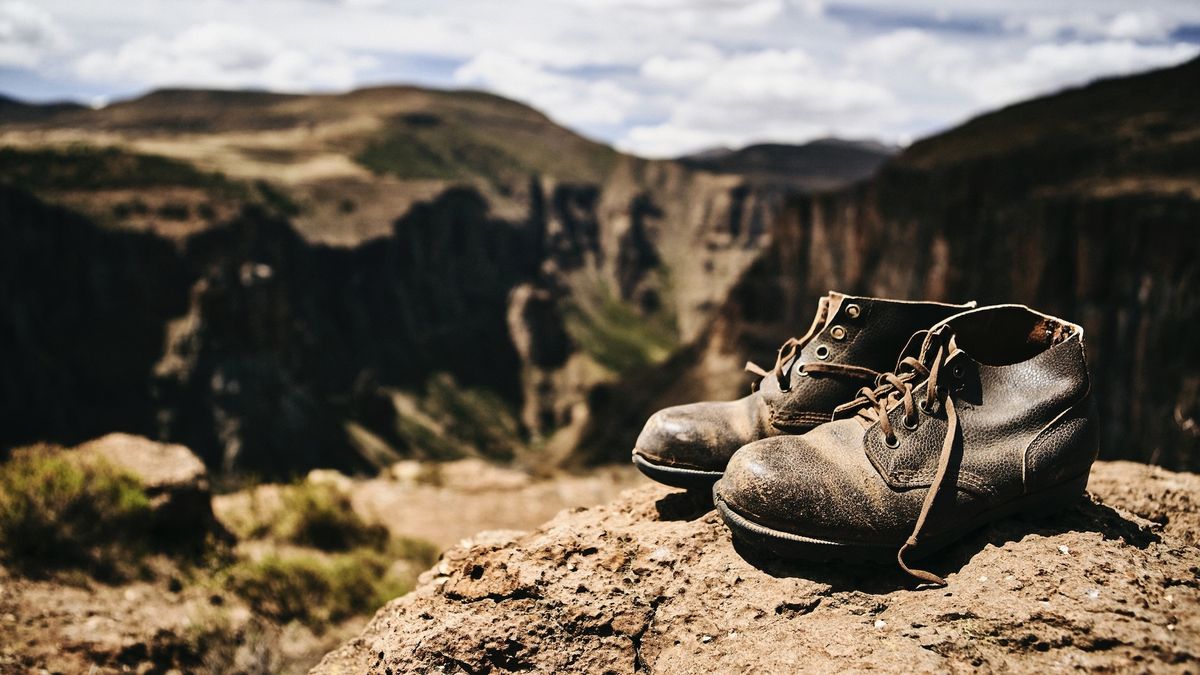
[2,0,1199,158]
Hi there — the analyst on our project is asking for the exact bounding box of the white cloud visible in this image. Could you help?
[454,51,639,128]
[1010,9,1173,42]
[8,0,1200,156]
[74,22,373,92]
[0,1,68,67]
[946,40,1199,107]
[622,48,895,156]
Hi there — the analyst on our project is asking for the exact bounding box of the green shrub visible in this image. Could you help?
[354,120,529,186]
[0,444,152,577]
[271,481,389,552]
[0,145,233,192]
[229,539,437,627]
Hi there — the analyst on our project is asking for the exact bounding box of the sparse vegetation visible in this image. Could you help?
[207,476,440,629]
[393,411,462,461]
[271,481,389,552]
[0,145,233,192]
[422,373,524,462]
[356,124,526,184]
[563,282,677,375]
[0,444,152,578]
[228,544,425,627]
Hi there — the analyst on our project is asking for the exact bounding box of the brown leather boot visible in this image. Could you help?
[632,292,976,490]
[713,304,1098,586]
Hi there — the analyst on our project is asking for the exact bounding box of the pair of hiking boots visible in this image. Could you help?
[632,293,1098,585]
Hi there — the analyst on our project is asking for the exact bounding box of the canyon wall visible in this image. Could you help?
[0,159,778,476]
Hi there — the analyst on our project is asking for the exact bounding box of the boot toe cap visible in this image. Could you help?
[633,398,761,472]
[718,435,835,530]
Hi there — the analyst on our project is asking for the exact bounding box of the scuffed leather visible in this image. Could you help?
[634,394,772,470]
[866,335,1089,499]
[761,294,975,431]
[634,292,974,474]
[718,305,1098,547]
[721,422,987,545]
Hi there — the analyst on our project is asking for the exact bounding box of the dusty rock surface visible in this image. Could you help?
[0,561,354,674]
[316,461,1200,673]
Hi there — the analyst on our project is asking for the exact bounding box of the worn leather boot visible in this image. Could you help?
[714,304,1098,585]
[632,292,976,490]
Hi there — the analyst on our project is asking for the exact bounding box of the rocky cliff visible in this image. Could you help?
[2,86,885,475]
[315,461,1200,673]
[0,175,765,476]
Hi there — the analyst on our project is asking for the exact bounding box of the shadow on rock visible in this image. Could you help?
[654,489,715,522]
[728,493,1160,594]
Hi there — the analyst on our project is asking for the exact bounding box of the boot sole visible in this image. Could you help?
[713,472,1090,564]
[632,452,723,491]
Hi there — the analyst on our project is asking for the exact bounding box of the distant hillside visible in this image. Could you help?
[898,57,1200,179]
[0,94,85,123]
[678,138,895,190]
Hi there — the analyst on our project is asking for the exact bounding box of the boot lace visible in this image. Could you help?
[836,332,961,587]
[744,307,880,392]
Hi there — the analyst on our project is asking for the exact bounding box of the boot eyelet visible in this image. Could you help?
[918,400,935,414]
[884,434,900,449]
[951,364,965,379]
[814,345,830,360]
[829,325,847,340]
[845,303,861,319]
[902,414,919,430]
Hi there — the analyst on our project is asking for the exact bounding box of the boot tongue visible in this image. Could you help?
[841,329,945,429]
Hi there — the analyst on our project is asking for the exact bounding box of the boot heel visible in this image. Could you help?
[1016,473,1089,520]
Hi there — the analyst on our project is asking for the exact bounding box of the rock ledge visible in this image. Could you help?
[316,461,1200,673]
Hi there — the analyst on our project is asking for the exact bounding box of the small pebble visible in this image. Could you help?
[700,635,713,643]
[1086,589,1100,600]
[874,619,887,629]
[1058,545,1071,555]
